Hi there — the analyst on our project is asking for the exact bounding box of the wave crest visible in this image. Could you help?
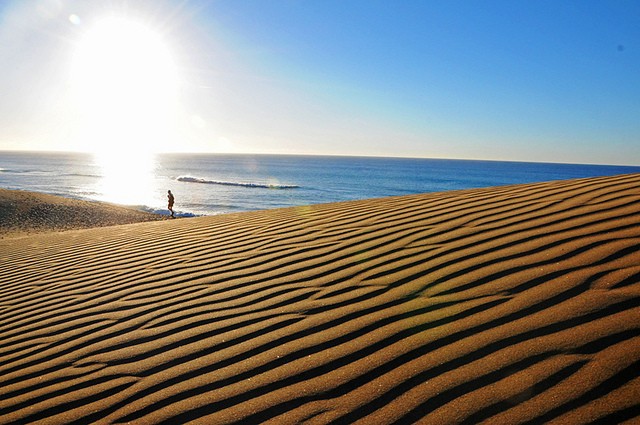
[176,176,299,189]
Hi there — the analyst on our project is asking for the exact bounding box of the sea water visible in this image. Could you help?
[1,151,639,217]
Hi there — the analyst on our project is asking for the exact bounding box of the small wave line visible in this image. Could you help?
[176,176,299,189]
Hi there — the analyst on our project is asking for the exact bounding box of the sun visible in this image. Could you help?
[72,16,178,153]
[71,16,179,205]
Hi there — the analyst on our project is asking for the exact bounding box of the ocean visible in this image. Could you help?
[1,151,639,217]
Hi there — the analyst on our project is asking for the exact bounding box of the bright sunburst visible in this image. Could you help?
[72,16,178,205]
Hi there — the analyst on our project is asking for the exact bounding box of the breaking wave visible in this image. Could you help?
[137,205,199,218]
[176,176,299,189]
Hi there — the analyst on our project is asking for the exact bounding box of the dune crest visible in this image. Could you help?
[1,174,640,424]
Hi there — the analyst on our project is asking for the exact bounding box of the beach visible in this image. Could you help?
[0,188,164,238]
[1,173,639,423]
[4,151,640,217]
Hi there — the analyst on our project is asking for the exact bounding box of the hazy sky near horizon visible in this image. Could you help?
[0,0,638,165]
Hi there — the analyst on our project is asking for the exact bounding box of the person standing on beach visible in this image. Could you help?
[167,190,175,218]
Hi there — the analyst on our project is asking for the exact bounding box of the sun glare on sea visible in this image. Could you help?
[71,16,178,206]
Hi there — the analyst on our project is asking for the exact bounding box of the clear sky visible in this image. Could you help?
[0,0,638,165]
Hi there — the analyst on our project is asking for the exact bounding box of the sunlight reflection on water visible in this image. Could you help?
[94,151,158,207]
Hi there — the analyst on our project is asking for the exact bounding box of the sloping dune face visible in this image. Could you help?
[1,174,639,424]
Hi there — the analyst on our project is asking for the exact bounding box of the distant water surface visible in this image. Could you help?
[1,151,639,216]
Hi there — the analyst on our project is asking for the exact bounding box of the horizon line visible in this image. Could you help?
[1,147,640,168]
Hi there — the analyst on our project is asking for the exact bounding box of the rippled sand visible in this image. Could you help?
[1,174,639,424]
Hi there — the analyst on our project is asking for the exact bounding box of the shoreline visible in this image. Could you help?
[4,151,640,217]
[0,188,166,238]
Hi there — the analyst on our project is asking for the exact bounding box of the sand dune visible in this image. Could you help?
[0,189,164,238]
[1,174,639,424]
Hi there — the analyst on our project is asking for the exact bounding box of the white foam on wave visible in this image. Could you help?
[176,176,300,189]
[137,205,199,217]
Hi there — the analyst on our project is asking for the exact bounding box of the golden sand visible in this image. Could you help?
[1,174,639,424]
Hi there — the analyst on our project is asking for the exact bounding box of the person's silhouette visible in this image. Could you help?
[167,190,175,218]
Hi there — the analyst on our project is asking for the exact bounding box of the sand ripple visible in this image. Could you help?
[1,174,639,424]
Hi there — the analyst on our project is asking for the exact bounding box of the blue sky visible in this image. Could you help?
[0,0,638,165]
